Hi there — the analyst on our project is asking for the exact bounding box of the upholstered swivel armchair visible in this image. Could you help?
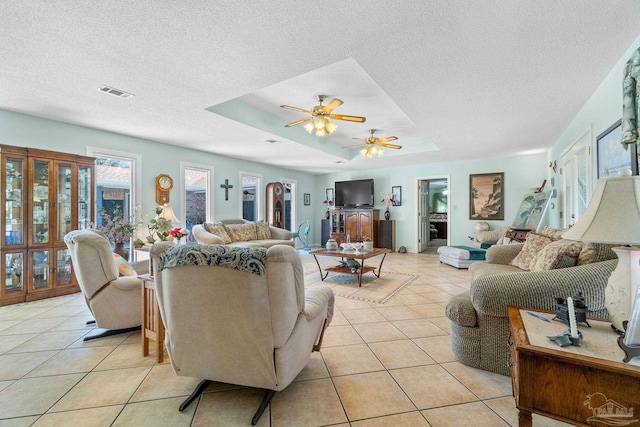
[150,242,334,425]
[64,229,147,341]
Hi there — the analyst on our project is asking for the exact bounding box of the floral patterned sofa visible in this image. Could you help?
[192,219,293,248]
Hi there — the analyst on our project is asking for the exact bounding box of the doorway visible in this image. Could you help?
[418,176,450,252]
[560,129,592,228]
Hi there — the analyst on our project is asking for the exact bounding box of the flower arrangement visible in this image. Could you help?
[323,199,334,207]
[169,227,189,242]
[133,206,173,247]
[380,192,397,209]
[96,206,144,244]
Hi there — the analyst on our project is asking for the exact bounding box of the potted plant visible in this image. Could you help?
[363,236,373,252]
[134,206,173,247]
[323,199,334,219]
[96,206,144,259]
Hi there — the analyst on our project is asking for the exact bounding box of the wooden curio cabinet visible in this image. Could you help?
[0,145,94,306]
[329,209,379,247]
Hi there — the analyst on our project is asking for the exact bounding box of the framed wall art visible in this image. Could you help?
[391,186,402,206]
[325,188,334,204]
[469,172,504,220]
[596,119,637,178]
[303,193,310,206]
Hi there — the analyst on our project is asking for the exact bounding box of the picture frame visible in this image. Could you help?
[596,119,637,178]
[325,188,334,204]
[469,172,504,220]
[511,190,553,231]
[303,193,310,206]
[391,186,402,206]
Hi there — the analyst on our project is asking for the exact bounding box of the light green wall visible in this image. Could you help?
[320,153,547,251]
[547,34,640,228]
[0,109,320,226]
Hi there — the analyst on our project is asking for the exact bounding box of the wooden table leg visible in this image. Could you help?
[518,409,532,427]
[372,253,388,278]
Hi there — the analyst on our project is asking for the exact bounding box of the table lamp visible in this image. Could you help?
[562,171,640,336]
[158,203,179,225]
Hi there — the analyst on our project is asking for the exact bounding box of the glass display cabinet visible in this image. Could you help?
[1,145,94,306]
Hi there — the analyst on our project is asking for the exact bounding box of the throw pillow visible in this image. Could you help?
[203,222,232,244]
[255,222,272,240]
[530,239,582,271]
[224,223,258,242]
[577,242,617,265]
[112,253,137,276]
[539,225,568,240]
[510,232,554,271]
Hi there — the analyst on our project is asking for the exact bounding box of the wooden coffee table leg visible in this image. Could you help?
[312,254,329,281]
[372,253,388,278]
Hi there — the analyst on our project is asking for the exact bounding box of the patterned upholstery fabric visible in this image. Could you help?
[510,232,553,270]
[224,223,258,242]
[540,225,568,240]
[255,222,272,240]
[203,223,232,244]
[530,239,582,271]
[158,244,267,276]
[577,242,618,265]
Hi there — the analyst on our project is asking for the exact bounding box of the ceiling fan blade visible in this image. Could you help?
[285,117,313,127]
[378,136,398,144]
[378,142,402,149]
[351,137,367,142]
[329,114,367,123]
[280,105,312,114]
[342,143,368,149]
[322,98,343,114]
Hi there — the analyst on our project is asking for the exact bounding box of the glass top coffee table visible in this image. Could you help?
[309,247,391,287]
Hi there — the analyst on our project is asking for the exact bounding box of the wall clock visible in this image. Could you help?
[155,174,173,205]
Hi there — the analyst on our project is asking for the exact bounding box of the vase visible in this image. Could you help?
[384,208,390,220]
[363,241,373,251]
[113,242,129,260]
[325,209,330,219]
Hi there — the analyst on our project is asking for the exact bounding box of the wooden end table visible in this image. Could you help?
[309,247,390,287]
[139,273,165,363]
[508,306,640,426]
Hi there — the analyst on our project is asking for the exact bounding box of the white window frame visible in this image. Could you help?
[180,161,214,225]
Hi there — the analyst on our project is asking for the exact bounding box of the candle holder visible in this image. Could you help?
[617,321,640,363]
[548,330,583,347]
[553,292,591,327]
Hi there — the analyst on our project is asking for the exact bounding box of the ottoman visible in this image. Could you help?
[437,245,486,269]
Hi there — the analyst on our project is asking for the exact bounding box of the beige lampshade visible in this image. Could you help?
[562,175,640,244]
[158,204,179,224]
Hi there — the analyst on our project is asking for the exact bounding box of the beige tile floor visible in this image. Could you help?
[0,251,571,426]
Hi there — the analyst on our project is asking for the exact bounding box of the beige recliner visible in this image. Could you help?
[150,242,334,425]
[64,229,147,341]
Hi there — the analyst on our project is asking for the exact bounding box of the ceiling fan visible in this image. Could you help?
[280,95,366,136]
[344,129,402,150]
[343,129,402,158]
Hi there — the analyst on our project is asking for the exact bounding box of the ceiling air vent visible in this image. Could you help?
[98,85,134,99]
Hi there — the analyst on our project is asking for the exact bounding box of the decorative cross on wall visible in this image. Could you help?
[220,179,233,201]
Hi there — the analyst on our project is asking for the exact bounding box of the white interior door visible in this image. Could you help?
[560,130,592,228]
[419,180,430,252]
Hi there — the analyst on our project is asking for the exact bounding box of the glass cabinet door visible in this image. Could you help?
[55,247,73,286]
[4,157,24,247]
[3,251,24,295]
[56,163,72,241]
[30,249,50,291]
[78,165,91,230]
[32,160,50,245]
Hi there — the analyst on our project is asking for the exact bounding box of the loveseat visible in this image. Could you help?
[192,219,293,248]
[445,229,617,376]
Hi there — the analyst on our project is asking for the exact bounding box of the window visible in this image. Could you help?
[181,162,213,233]
[86,147,141,260]
[240,172,262,221]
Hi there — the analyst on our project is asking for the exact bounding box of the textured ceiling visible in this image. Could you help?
[1,1,639,174]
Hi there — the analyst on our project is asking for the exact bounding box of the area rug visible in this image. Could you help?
[304,271,417,304]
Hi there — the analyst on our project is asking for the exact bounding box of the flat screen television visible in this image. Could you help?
[334,179,374,208]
